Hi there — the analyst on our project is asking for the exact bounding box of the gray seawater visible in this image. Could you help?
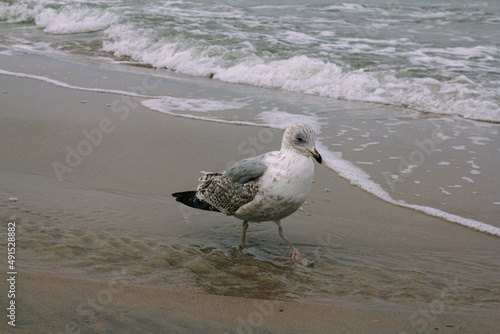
[1,0,499,121]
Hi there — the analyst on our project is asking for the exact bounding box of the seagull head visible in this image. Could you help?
[282,121,322,164]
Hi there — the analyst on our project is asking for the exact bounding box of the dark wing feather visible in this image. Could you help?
[172,191,220,212]
[196,155,268,215]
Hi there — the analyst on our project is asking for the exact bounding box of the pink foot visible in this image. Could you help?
[292,249,315,267]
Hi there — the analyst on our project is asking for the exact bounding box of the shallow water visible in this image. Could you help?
[2,0,500,232]
[2,171,499,313]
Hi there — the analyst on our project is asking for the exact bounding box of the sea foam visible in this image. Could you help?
[0,2,119,33]
[102,23,500,122]
[316,142,500,237]
[2,1,499,122]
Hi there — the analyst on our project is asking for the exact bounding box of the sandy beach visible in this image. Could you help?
[1,61,499,333]
[1,271,497,334]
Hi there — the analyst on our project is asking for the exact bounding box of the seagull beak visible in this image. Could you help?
[307,148,322,164]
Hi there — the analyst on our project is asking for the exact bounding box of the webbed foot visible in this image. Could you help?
[292,249,315,267]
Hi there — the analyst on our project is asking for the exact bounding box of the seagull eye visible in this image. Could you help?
[297,136,303,142]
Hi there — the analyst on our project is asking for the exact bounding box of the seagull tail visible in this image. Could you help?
[172,191,220,212]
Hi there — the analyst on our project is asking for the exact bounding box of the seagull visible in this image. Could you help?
[172,121,322,266]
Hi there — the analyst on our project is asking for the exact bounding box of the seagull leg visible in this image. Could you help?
[276,220,314,267]
[239,220,249,250]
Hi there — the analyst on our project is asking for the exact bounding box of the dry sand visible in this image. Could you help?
[1,73,499,333]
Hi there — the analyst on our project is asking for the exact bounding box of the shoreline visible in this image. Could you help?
[1,55,499,333]
[1,51,499,231]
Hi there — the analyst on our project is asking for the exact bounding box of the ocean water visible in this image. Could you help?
[1,0,499,122]
[1,0,500,314]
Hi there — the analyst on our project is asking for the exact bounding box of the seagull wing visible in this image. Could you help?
[197,154,268,216]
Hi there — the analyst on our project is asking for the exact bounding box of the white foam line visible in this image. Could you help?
[403,203,500,237]
[140,99,260,127]
[0,68,157,98]
[0,68,262,127]
[316,141,500,238]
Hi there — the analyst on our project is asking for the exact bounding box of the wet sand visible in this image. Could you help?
[1,271,498,334]
[1,70,499,333]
